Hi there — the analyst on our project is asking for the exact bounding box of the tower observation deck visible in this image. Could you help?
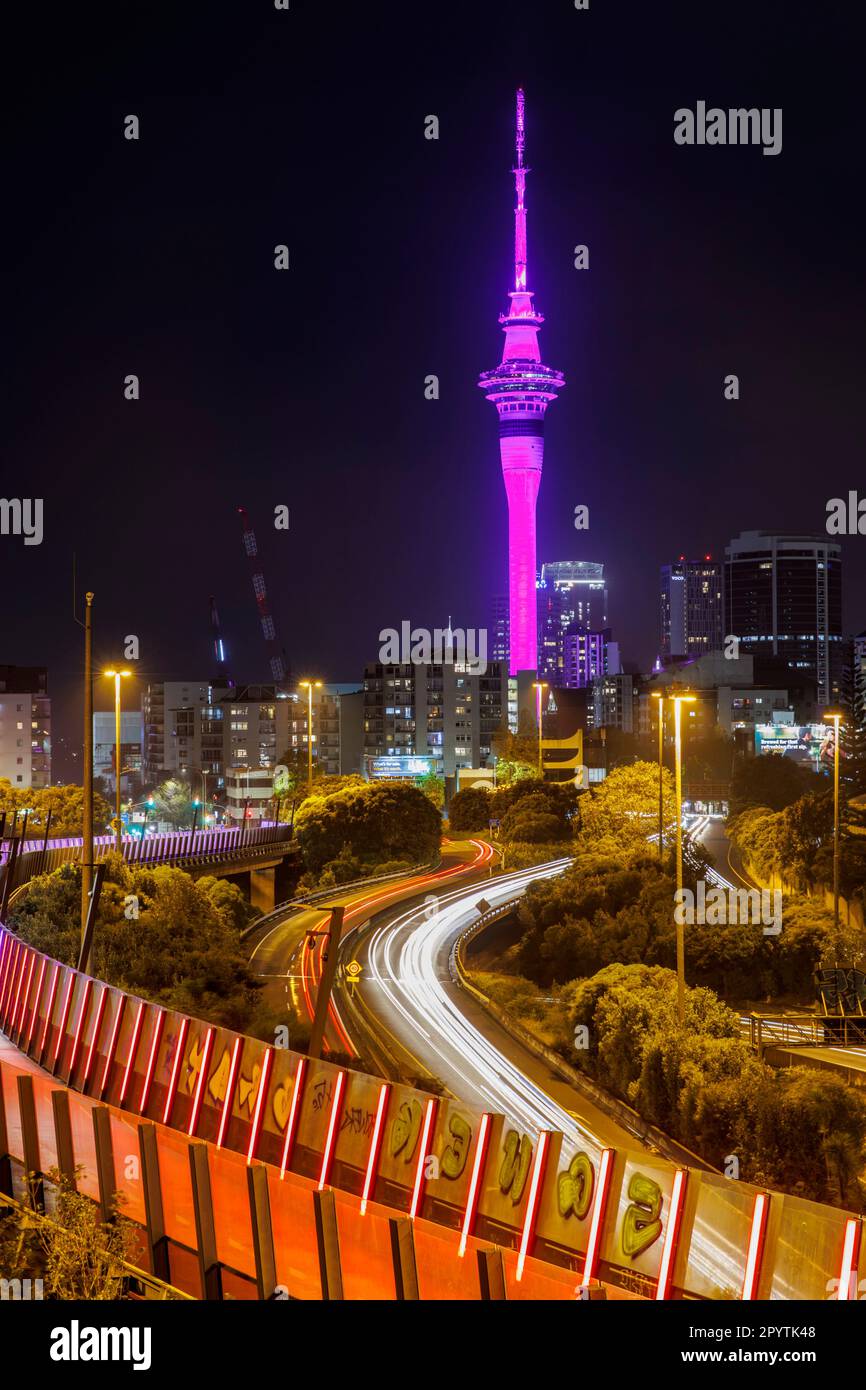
[478,88,565,677]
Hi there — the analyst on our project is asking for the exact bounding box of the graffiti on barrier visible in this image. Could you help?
[499,1130,532,1204]
[621,1173,663,1259]
[557,1151,594,1221]
[341,1107,375,1138]
[440,1114,472,1180]
[390,1098,423,1163]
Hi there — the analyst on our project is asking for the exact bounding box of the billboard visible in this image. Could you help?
[754,722,833,769]
[366,755,435,780]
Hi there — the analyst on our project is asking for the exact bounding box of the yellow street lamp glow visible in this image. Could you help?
[823,710,844,934]
[670,692,696,1025]
[650,691,665,860]
[103,668,133,850]
[299,680,323,791]
[533,681,547,778]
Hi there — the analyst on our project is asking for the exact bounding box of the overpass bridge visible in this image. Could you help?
[0,822,296,914]
[1,842,864,1301]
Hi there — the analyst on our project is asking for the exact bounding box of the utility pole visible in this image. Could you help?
[81,592,94,950]
[307,906,346,1060]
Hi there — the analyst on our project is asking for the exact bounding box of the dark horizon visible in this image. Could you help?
[4,0,864,779]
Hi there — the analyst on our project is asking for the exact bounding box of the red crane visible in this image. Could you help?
[237,506,290,689]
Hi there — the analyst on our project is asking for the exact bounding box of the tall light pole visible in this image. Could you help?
[299,680,322,793]
[533,681,547,779]
[823,710,844,937]
[651,691,665,860]
[103,669,131,851]
[81,592,94,950]
[671,691,696,1025]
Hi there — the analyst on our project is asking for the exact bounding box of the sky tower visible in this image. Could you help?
[479,89,565,676]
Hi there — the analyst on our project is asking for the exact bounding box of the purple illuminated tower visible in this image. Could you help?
[479,89,565,676]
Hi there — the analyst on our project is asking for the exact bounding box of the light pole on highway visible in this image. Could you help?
[299,680,322,793]
[533,680,548,779]
[650,690,665,860]
[671,689,696,1025]
[103,667,131,852]
[823,709,844,936]
[279,899,346,1060]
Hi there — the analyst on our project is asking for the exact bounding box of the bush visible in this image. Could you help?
[561,962,866,1207]
[295,781,440,875]
[447,785,494,832]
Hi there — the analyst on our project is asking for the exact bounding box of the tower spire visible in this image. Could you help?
[514,87,528,292]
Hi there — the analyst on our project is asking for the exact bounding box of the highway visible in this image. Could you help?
[331,858,662,1154]
[245,838,496,1057]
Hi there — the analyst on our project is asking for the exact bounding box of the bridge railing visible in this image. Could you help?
[0,822,294,901]
[0,920,862,1301]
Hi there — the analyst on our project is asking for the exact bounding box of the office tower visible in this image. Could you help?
[0,665,51,788]
[537,561,608,680]
[659,557,723,662]
[724,531,843,705]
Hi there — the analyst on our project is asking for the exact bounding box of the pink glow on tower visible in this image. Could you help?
[479,88,565,675]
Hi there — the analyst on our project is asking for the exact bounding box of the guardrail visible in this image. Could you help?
[750,1014,866,1051]
[240,857,442,940]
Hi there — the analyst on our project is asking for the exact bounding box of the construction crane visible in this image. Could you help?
[209,595,231,686]
[237,506,290,690]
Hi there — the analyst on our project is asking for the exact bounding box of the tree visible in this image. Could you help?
[418,769,445,811]
[10,856,267,1033]
[500,792,571,845]
[578,762,674,852]
[149,778,195,829]
[491,720,537,783]
[448,785,494,832]
[729,754,822,818]
[840,639,866,796]
[294,781,441,876]
[0,781,111,837]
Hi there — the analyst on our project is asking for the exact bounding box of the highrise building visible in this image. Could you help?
[93,710,143,793]
[478,90,565,676]
[659,557,723,662]
[563,627,619,689]
[490,595,510,667]
[363,661,508,777]
[0,666,51,788]
[724,531,843,706]
[537,561,608,681]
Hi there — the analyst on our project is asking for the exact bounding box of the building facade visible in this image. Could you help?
[363,661,508,777]
[659,558,723,663]
[93,710,143,793]
[724,531,843,706]
[0,666,51,788]
[537,561,608,683]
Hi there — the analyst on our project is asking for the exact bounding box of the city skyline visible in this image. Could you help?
[4,4,865,752]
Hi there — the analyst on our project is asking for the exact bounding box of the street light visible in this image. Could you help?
[533,681,548,779]
[670,690,696,1025]
[650,691,665,860]
[299,680,322,792]
[823,709,845,937]
[103,669,132,851]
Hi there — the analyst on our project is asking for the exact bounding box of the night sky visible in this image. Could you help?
[5,1,864,778]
